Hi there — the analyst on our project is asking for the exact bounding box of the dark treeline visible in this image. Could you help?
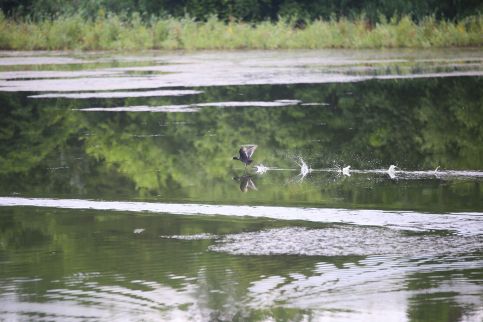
[2,0,482,22]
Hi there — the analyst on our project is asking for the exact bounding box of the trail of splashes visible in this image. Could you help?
[261,164,483,180]
[251,160,306,176]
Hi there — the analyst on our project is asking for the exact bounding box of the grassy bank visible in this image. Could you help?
[0,13,481,50]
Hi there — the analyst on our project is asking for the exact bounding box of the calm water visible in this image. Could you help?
[0,49,482,321]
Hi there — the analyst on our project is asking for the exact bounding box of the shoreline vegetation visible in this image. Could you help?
[0,13,482,51]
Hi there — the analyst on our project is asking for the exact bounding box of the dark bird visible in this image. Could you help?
[233,145,258,168]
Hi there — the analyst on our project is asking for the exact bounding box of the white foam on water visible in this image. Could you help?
[0,197,481,236]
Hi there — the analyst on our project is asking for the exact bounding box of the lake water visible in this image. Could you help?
[0,49,482,321]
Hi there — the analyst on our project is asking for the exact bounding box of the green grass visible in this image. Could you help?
[0,12,481,50]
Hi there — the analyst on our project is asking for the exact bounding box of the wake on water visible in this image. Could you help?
[252,158,483,180]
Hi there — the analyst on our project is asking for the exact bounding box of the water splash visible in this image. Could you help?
[295,158,312,181]
[387,165,397,179]
[254,164,269,175]
[342,165,351,177]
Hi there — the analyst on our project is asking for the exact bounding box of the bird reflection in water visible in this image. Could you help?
[233,174,257,192]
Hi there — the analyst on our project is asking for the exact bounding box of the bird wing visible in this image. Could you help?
[242,145,257,159]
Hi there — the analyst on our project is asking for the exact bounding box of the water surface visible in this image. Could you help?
[0,49,482,321]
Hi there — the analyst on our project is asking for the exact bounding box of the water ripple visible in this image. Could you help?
[0,278,203,321]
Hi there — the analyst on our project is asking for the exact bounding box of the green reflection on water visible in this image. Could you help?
[0,77,481,211]
[0,208,481,321]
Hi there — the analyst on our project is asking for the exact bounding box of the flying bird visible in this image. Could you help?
[233,145,258,168]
